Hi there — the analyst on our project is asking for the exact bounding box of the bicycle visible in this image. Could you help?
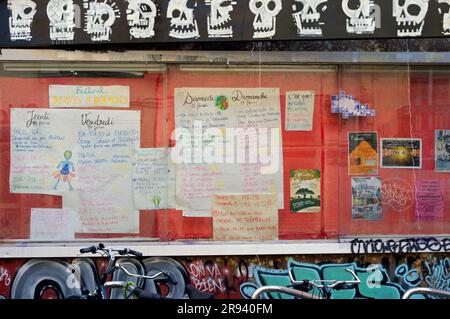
[71,243,214,300]
[68,243,175,299]
[251,268,361,299]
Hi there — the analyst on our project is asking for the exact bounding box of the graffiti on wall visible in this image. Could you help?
[351,237,450,254]
[0,254,448,299]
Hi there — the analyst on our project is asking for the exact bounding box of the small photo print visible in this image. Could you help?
[435,130,450,172]
[351,177,382,220]
[348,132,378,175]
[381,138,422,169]
[290,169,321,213]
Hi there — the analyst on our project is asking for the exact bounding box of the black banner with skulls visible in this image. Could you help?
[0,0,448,47]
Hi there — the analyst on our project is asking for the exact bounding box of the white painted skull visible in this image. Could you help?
[84,0,120,42]
[249,0,282,38]
[7,0,37,42]
[205,0,236,38]
[47,0,75,41]
[393,0,429,37]
[166,0,199,39]
[342,0,375,34]
[292,0,327,36]
[127,0,157,39]
[438,0,450,35]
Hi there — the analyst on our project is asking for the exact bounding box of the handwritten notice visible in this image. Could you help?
[30,208,78,240]
[415,180,444,221]
[11,108,140,233]
[174,88,284,216]
[285,91,315,131]
[212,193,278,241]
[49,85,130,108]
[133,148,170,210]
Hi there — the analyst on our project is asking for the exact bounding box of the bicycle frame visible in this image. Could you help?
[251,267,362,300]
[402,288,450,299]
[251,286,322,300]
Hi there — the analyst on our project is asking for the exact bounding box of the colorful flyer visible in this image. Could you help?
[381,138,422,169]
[348,132,378,175]
[415,180,444,221]
[435,130,450,172]
[290,169,321,213]
[351,177,382,220]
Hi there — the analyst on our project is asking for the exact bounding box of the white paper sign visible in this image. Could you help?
[11,108,140,233]
[30,208,78,240]
[133,148,170,210]
[49,85,130,108]
[285,91,315,131]
[174,88,284,216]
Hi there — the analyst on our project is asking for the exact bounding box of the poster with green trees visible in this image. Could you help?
[290,169,321,213]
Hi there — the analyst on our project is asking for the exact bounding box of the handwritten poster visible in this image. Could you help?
[49,85,130,108]
[415,180,444,221]
[11,108,140,233]
[285,91,315,131]
[351,177,382,220]
[174,88,284,216]
[30,208,78,240]
[212,193,278,241]
[133,148,170,210]
[290,169,321,213]
[348,132,378,175]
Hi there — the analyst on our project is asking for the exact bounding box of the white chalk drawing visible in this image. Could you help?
[126,0,157,39]
[167,0,199,39]
[381,178,414,212]
[7,0,37,42]
[342,0,375,34]
[292,0,328,37]
[47,0,76,41]
[438,0,450,35]
[205,0,236,38]
[393,0,429,37]
[83,0,121,42]
[249,0,282,38]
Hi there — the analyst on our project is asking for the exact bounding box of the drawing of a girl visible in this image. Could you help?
[52,150,75,191]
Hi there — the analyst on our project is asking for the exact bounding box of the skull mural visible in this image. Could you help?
[205,0,236,38]
[166,0,199,39]
[7,0,37,42]
[292,0,328,37]
[46,0,76,41]
[438,0,450,35]
[342,0,375,34]
[127,0,157,39]
[392,0,429,37]
[83,0,121,42]
[249,0,282,38]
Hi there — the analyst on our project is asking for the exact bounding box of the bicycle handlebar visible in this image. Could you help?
[115,263,174,283]
[79,243,143,257]
[289,268,361,289]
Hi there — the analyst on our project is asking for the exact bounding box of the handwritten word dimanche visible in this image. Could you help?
[350,237,450,254]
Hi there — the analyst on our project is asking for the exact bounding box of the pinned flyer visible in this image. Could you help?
[49,85,130,108]
[30,208,78,240]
